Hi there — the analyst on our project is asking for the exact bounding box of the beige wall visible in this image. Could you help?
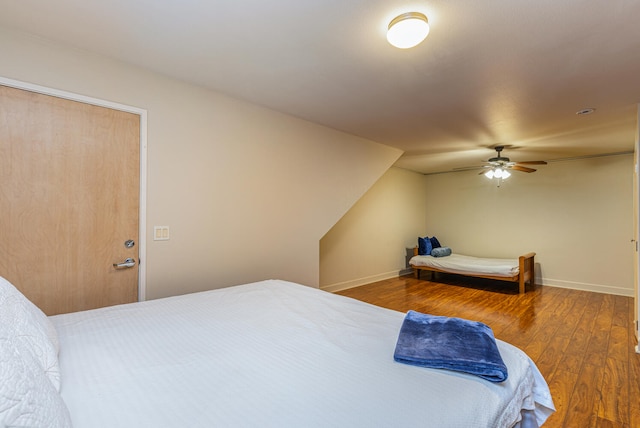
[424,155,633,296]
[0,27,402,299]
[321,155,634,296]
[320,167,426,291]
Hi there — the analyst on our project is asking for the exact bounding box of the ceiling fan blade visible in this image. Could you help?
[510,165,537,173]
[515,160,547,165]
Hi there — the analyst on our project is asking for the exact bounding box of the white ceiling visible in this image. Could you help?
[1,0,639,174]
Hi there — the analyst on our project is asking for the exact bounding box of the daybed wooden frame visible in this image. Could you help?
[411,248,536,294]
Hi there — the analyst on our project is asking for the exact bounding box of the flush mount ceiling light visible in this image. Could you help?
[387,12,430,49]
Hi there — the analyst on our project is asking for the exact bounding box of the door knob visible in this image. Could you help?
[113,258,136,269]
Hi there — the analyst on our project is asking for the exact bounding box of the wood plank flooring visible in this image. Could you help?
[335,274,640,428]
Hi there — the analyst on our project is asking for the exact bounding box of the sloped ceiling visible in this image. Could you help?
[0,0,638,173]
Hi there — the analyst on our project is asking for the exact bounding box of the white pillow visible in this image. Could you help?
[0,336,72,427]
[0,276,61,391]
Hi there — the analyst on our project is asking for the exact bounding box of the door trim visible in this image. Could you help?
[0,76,148,301]
[635,103,640,351]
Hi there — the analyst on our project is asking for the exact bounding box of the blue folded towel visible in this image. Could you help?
[393,311,508,382]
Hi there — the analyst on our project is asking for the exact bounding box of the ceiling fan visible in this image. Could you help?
[480,146,547,180]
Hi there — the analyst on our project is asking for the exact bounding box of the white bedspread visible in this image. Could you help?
[410,253,520,278]
[50,279,553,428]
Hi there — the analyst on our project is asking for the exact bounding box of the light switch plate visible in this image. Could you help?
[153,226,170,241]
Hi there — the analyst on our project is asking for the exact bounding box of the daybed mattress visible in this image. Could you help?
[410,253,520,278]
[50,279,553,428]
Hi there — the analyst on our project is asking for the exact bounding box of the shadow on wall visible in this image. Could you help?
[535,263,542,286]
[406,247,416,268]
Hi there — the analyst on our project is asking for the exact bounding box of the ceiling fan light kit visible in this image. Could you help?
[484,168,510,180]
[387,12,430,49]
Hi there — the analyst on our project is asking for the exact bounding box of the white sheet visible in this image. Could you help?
[410,253,520,278]
[50,279,553,428]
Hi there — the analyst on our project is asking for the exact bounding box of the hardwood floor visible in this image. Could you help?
[335,274,640,428]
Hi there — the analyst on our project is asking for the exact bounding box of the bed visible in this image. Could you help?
[410,247,536,294]
[1,276,554,427]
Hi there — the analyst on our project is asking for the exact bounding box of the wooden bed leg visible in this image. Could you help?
[530,259,535,289]
[518,252,536,294]
[414,268,420,279]
[518,255,526,294]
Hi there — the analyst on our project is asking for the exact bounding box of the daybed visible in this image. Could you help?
[410,247,536,294]
[1,276,554,427]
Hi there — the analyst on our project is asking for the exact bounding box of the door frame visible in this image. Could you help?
[0,76,148,301]
[635,103,640,352]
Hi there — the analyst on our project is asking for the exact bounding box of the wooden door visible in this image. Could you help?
[0,85,140,315]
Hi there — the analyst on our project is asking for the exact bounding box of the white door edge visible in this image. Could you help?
[635,103,640,346]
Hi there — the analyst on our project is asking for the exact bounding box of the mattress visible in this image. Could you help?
[50,279,553,428]
[410,253,520,278]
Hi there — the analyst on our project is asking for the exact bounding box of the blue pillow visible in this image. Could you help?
[431,246,452,257]
[430,236,441,249]
[418,237,433,256]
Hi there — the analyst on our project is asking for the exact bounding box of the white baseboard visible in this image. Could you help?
[540,277,634,297]
[322,272,635,297]
[321,268,414,293]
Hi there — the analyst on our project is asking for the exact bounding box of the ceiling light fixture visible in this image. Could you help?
[387,12,430,49]
[484,167,511,180]
[484,167,511,187]
[576,108,595,115]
